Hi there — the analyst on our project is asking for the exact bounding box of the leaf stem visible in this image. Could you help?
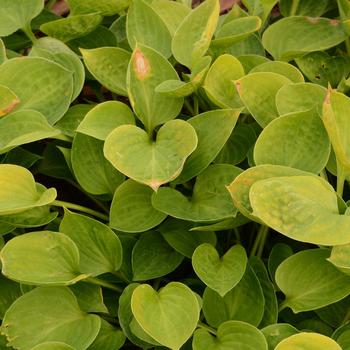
[278,301,288,313]
[289,0,300,16]
[193,95,199,115]
[51,200,109,221]
[257,226,269,258]
[85,277,123,293]
[22,25,37,43]
[250,225,268,257]
[197,322,217,335]
[184,98,195,116]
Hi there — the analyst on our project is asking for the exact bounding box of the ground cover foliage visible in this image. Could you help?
[1,0,350,349]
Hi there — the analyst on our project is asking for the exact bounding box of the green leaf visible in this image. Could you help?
[276,249,350,313]
[89,319,125,350]
[0,0,44,37]
[67,0,130,16]
[275,332,342,350]
[0,84,19,117]
[0,274,21,319]
[328,244,350,275]
[0,57,73,124]
[152,164,242,222]
[104,120,197,191]
[0,39,6,64]
[127,0,172,57]
[332,323,350,350]
[268,243,293,286]
[261,324,299,350]
[236,72,291,127]
[131,282,200,350]
[2,286,101,349]
[237,54,269,72]
[0,230,87,285]
[59,210,123,276]
[132,231,183,281]
[172,0,220,68]
[127,45,183,132]
[280,0,330,17]
[77,101,135,140]
[40,13,103,42]
[110,180,167,233]
[81,47,131,96]
[31,342,75,350]
[192,244,247,297]
[193,320,268,350]
[262,16,347,61]
[0,164,56,215]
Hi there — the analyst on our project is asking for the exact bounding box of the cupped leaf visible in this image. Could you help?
[127,45,183,132]
[0,57,73,124]
[276,249,350,313]
[192,243,247,297]
[81,47,131,96]
[262,16,347,61]
[67,0,130,16]
[0,84,19,117]
[104,120,197,191]
[131,282,200,350]
[261,324,299,350]
[110,180,167,233]
[172,0,220,68]
[2,286,101,350]
[0,230,86,285]
[31,342,75,350]
[152,164,242,222]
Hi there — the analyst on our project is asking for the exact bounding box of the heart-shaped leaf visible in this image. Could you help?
[192,243,247,297]
[104,120,197,190]
[0,85,19,117]
[131,282,200,350]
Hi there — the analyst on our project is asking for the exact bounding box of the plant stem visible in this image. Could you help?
[193,95,199,115]
[289,0,300,16]
[85,277,123,293]
[197,322,217,335]
[184,99,195,116]
[250,225,268,257]
[22,25,37,43]
[257,226,269,258]
[337,163,346,197]
[52,200,109,221]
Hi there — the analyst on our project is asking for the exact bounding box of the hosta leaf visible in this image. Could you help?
[253,109,330,173]
[104,120,197,191]
[0,231,87,285]
[152,164,242,222]
[59,210,122,276]
[268,243,293,285]
[0,0,44,37]
[127,0,172,57]
[131,282,200,350]
[127,45,183,132]
[192,244,247,297]
[0,164,56,215]
[276,249,350,313]
[328,243,350,275]
[81,47,131,97]
[2,286,101,350]
[262,16,347,61]
[0,85,19,117]
[172,0,220,68]
[0,57,73,124]
[67,0,130,16]
[89,320,125,350]
[261,324,299,350]
[236,72,291,127]
[31,342,75,350]
[193,320,268,350]
[110,180,167,233]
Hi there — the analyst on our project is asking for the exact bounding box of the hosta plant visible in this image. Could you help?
[1,0,350,349]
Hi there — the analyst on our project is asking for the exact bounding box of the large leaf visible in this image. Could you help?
[0,85,19,117]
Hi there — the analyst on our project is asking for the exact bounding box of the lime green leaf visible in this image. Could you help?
[261,324,299,350]
[31,342,75,350]
[110,180,166,233]
[67,0,130,16]
[89,319,125,350]
[172,0,220,68]
[131,282,200,350]
[0,85,19,117]
[0,230,87,285]
[2,286,101,349]
[237,54,270,72]
[328,244,350,275]
[241,0,278,24]
[104,120,197,191]
[0,39,6,63]
[280,0,329,17]
[81,47,131,97]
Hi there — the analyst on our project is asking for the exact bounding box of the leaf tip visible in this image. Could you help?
[150,181,162,192]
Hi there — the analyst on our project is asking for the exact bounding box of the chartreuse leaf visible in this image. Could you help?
[276,249,350,313]
[40,13,103,42]
[236,72,291,127]
[0,0,44,36]
[59,210,122,276]
[127,0,172,57]
[328,243,350,275]
[280,0,329,16]
[261,324,299,350]
[250,176,350,245]
[193,320,268,350]
[204,54,245,109]
[0,231,87,285]
[104,120,197,191]
[0,57,73,124]
[2,286,101,349]
[31,342,75,350]
[89,319,125,350]
[0,110,60,154]
[172,0,220,68]
[110,180,167,233]
[192,244,247,297]
[67,0,130,16]
[253,109,330,173]
[77,101,135,140]
[241,0,278,24]
[0,164,56,215]
[152,164,242,222]
[0,39,6,63]
[132,231,183,281]
[173,109,240,184]
[131,282,200,350]
[0,85,19,117]
[275,332,342,350]
[127,45,183,132]
[81,47,131,96]
[72,133,124,196]
[262,16,347,61]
